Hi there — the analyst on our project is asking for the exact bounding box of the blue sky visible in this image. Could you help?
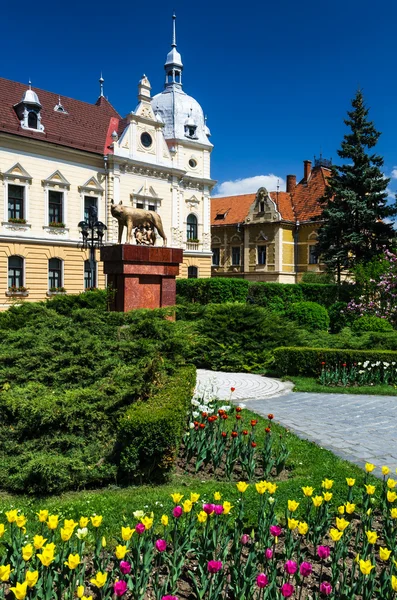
[1,0,397,196]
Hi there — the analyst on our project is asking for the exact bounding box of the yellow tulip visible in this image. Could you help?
[197,511,208,523]
[302,486,314,497]
[322,478,334,490]
[236,481,249,493]
[346,478,356,487]
[287,500,299,512]
[82,597,93,600]
[387,478,397,489]
[64,554,80,570]
[365,484,376,495]
[64,519,78,530]
[298,521,308,535]
[223,501,233,515]
[90,515,102,528]
[16,515,27,529]
[36,510,49,523]
[255,481,267,495]
[288,518,298,530]
[90,572,107,588]
[365,463,376,473]
[365,530,378,544]
[141,516,153,530]
[44,542,56,552]
[0,524,6,538]
[161,515,169,527]
[79,517,89,528]
[337,505,345,515]
[101,536,106,548]
[387,491,397,503]
[6,510,18,523]
[115,545,127,559]
[121,527,134,541]
[329,528,343,542]
[267,483,277,495]
[390,508,397,519]
[382,466,391,476]
[10,581,28,600]
[336,518,349,532]
[379,547,391,561]
[312,495,323,508]
[171,493,183,504]
[37,548,55,567]
[33,535,47,549]
[47,515,59,530]
[61,527,74,542]
[182,500,193,513]
[323,492,332,502]
[22,544,33,562]
[190,493,200,503]
[392,575,397,592]
[345,502,355,514]
[359,559,374,575]
[25,571,38,588]
[0,564,12,582]
[213,492,221,501]
[77,585,85,598]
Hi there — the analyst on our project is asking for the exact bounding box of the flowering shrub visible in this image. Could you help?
[1,464,397,599]
[319,360,397,387]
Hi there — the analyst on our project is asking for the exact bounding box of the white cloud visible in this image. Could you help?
[391,168,397,179]
[213,174,286,197]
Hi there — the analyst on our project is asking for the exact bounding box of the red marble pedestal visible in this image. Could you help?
[100,245,183,312]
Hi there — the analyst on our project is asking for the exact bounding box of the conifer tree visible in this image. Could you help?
[317,90,397,284]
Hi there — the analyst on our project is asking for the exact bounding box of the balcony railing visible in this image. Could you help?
[186,241,200,251]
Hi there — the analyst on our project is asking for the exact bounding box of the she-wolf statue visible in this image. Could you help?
[110,200,167,246]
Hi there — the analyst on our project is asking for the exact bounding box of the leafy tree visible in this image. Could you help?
[317,90,397,284]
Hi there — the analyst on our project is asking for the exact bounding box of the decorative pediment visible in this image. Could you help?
[135,103,156,121]
[212,235,221,244]
[186,195,200,208]
[134,183,161,201]
[255,230,269,242]
[230,234,242,243]
[78,177,104,195]
[2,163,32,182]
[308,231,318,240]
[245,187,280,223]
[42,170,70,189]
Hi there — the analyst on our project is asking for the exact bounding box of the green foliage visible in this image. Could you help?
[300,272,335,284]
[286,301,330,331]
[273,346,397,377]
[317,90,397,281]
[176,278,249,304]
[351,315,394,333]
[328,302,354,333]
[247,282,303,310]
[117,366,196,483]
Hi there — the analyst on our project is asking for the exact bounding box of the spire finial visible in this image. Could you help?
[171,12,177,47]
[28,79,32,90]
[99,73,104,97]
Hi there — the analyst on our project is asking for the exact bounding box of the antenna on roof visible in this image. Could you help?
[277,179,280,201]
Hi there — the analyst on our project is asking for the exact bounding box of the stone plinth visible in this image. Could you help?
[100,245,183,312]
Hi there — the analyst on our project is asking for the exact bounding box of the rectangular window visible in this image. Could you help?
[309,245,318,264]
[8,184,24,220]
[136,202,144,209]
[212,247,220,266]
[232,246,241,266]
[48,191,63,224]
[84,260,97,289]
[148,204,156,212]
[8,256,23,288]
[257,245,267,265]
[84,196,98,222]
[48,258,62,290]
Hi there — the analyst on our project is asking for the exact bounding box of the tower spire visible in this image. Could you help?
[99,73,104,97]
[164,13,183,88]
[172,12,177,47]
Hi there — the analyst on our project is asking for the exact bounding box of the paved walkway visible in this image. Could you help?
[196,370,397,474]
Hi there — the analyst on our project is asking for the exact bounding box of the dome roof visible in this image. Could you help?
[21,88,41,106]
[152,87,211,146]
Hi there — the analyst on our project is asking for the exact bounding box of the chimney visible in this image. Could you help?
[303,160,312,182]
[286,174,296,193]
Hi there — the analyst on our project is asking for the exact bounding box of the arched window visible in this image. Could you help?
[48,258,63,290]
[188,266,198,279]
[84,259,97,289]
[28,112,38,129]
[8,256,24,288]
[186,214,198,240]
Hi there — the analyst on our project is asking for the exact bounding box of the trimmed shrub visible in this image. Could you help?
[286,301,330,331]
[176,278,249,304]
[352,316,394,333]
[273,347,397,377]
[299,284,339,307]
[247,282,303,308]
[117,366,196,483]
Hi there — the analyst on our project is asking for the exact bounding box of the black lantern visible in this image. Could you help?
[78,205,107,288]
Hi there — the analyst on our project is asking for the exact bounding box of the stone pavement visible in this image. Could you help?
[196,370,397,474]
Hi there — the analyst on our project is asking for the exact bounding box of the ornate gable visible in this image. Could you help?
[78,177,104,195]
[42,170,70,189]
[245,187,280,224]
[1,162,32,182]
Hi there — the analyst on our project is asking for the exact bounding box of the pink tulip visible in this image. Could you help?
[214,504,224,515]
[114,580,127,596]
[203,503,215,514]
[265,548,273,560]
[256,573,269,588]
[155,539,167,552]
[284,560,297,575]
[317,545,331,560]
[280,583,295,598]
[300,562,312,577]
[240,534,250,545]
[172,506,182,518]
[119,561,131,575]
[161,597,179,600]
[269,525,282,537]
[320,582,333,595]
[207,560,223,573]
[135,523,145,535]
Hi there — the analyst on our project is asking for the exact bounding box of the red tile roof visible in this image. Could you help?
[211,165,330,226]
[0,77,121,155]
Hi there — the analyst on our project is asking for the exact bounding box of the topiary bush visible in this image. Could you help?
[351,315,394,333]
[176,278,249,304]
[286,301,330,331]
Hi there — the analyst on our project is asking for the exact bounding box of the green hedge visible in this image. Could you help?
[286,301,330,331]
[117,366,196,483]
[176,278,249,304]
[273,347,397,377]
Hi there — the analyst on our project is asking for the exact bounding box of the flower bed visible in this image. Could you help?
[0,463,396,599]
[319,360,397,387]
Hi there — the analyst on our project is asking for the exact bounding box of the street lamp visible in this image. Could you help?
[78,205,107,289]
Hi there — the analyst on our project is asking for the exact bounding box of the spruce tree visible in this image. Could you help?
[317,90,397,284]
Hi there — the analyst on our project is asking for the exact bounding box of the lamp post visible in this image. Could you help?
[78,205,107,289]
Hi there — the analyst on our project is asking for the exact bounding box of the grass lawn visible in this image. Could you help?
[285,376,397,395]
[0,408,376,541]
